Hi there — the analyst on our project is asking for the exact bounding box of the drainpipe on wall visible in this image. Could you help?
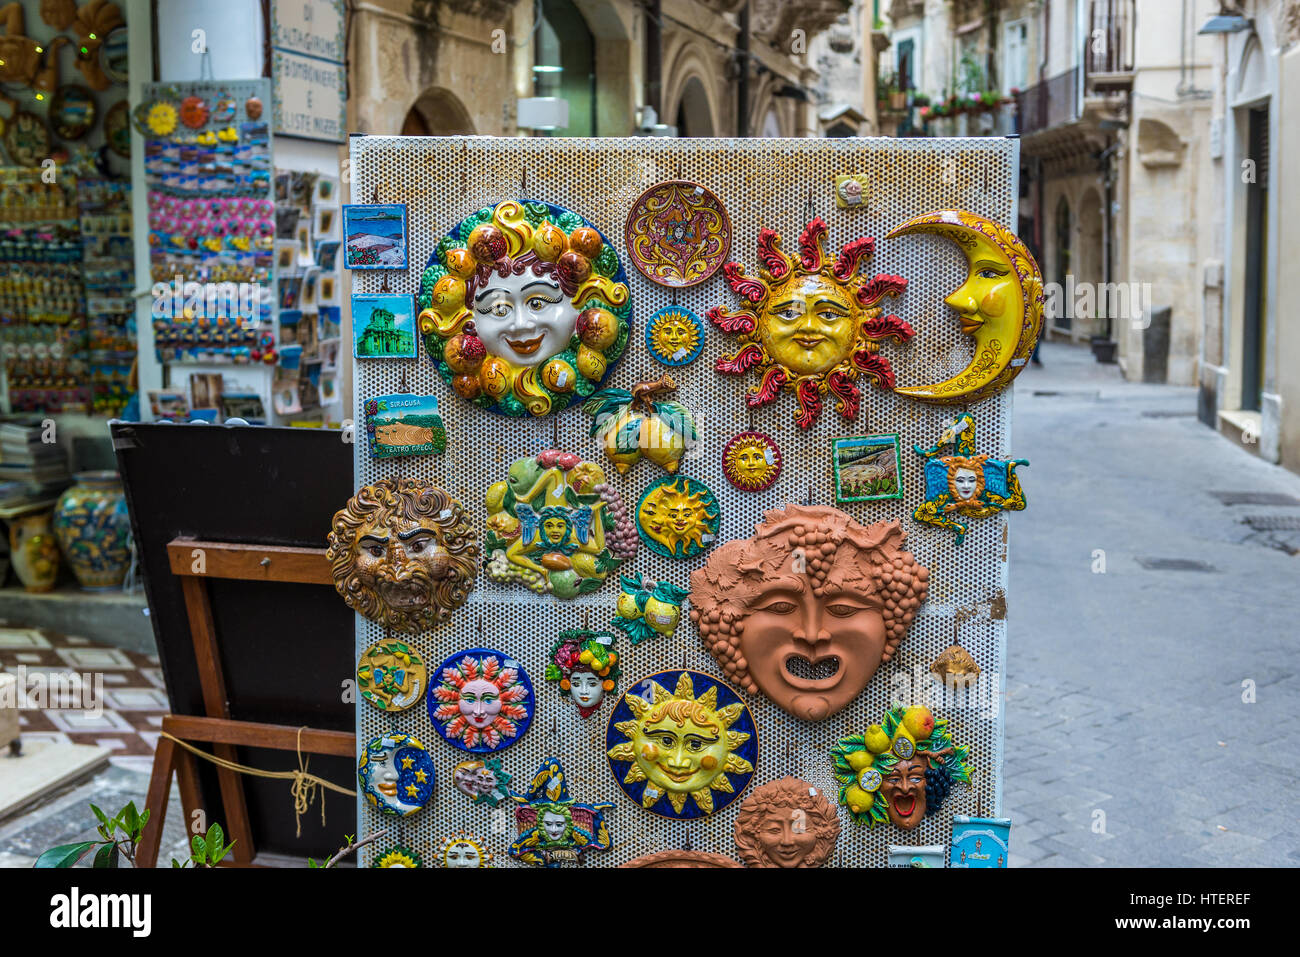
[646,0,662,119]
[738,2,750,137]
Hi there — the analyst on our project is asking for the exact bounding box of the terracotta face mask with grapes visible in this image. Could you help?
[690,505,928,721]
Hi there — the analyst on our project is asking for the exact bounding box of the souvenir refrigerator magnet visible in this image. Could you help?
[888,844,947,868]
[352,293,417,359]
[611,572,688,644]
[357,639,428,713]
[342,203,408,269]
[635,476,720,559]
[452,757,512,806]
[708,218,912,428]
[417,199,631,417]
[950,816,1011,868]
[364,394,447,458]
[437,832,494,868]
[326,479,478,632]
[509,757,614,867]
[722,430,782,492]
[583,374,697,476]
[625,179,731,287]
[645,305,705,366]
[734,777,840,868]
[606,669,756,819]
[545,629,621,718]
[690,507,927,721]
[912,413,1028,545]
[428,648,534,753]
[358,732,436,817]
[832,433,903,502]
[483,450,637,598]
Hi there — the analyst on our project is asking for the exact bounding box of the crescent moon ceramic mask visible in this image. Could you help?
[708,218,913,428]
[912,413,1028,545]
[358,733,436,817]
[326,479,478,632]
[831,705,971,830]
[418,200,632,417]
[887,210,1044,403]
[689,505,928,721]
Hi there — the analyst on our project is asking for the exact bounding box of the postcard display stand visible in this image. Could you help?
[348,136,1015,867]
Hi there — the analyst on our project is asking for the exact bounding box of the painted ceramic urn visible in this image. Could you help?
[52,471,131,591]
[9,507,60,592]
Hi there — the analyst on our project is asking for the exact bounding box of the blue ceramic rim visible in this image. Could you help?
[644,305,705,367]
[427,647,536,753]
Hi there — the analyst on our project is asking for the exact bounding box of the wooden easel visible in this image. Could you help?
[136,538,354,868]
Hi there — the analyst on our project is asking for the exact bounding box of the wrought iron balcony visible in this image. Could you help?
[1085,0,1136,92]
[1015,66,1080,138]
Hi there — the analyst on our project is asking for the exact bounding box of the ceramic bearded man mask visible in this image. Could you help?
[327,478,479,632]
[690,505,928,721]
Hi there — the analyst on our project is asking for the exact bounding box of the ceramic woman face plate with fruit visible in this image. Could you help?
[418,200,632,417]
[545,630,621,717]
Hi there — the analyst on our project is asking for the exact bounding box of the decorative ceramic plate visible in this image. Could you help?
[721,430,783,492]
[4,111,51,166]
[357,732,436,817]
[625,179,731,287]
[49,85,96,140]
[180,95,209,129]
[427,648,535,753]
[635,475,720,559]
[644,305,705,366]
[357,638,428,713]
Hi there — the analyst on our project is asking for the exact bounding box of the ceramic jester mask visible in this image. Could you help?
[912,414,1028,545]
[510,758,614,867]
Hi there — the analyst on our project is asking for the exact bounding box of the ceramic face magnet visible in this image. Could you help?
[888,210,1044,403]
[429,649,533,753]
[418,200,631,417]
[612,572,689,644]
[831,705,971,830]
[606,670,757,818]
[690,505,928,722]
[583,374,697,476]
[733,777,840,868]
[625,179,731,287]
[645,305,705,365]
[636,476,721,559]
[484,450,637,598]
[438,832,494,868]
[357,639,427,712]
[358,733,436,817]
[326,479,479,632]
[708,218,912,428]
[510,758,614,867]
[912,413,1028,545]
[722,430,783,492]
[546,629,621,718]
[452,758,512,806]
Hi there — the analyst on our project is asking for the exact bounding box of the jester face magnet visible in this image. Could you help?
[358,733,436,817]
[645,306,705,366]
[357,639,427,713]
[417,200,631,417]
[484,450,637,598]
[429,649,534,753]
[510,758,614,867]
[606,670,757,819]
[546,630,621,718]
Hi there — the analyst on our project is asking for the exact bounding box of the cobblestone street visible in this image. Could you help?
[1006,342,1300,867]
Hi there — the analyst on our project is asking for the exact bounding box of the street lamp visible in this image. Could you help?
[1198,13,1252,34]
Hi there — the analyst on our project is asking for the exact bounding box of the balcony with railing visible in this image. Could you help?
[1085,0,1136,92]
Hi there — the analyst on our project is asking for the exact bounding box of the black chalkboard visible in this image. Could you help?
[111,423,354,862]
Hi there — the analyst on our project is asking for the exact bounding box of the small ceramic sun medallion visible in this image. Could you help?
[722,431,783,492]
[636,476,721,559]
[356,639,427,713]
[626,180,732,287]
[357,732,436,817]
[606,669,757,819]
[645,305,705,366]
[437,832,494,868]
[429,649,534,753]
[372,845,423,868]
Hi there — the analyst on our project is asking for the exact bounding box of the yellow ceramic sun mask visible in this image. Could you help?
[608,671,753,814]
[646,307,702,364]
[759,273,858,377]
[635,476,720,559]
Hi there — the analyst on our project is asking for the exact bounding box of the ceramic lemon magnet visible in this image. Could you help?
[358,733,436,817]
[831,705,970,830]
[912,414,1028,545]
[722,430,782,492]
[583,375,697,476]
[611,572,688,644]
[546,629,621,718]
[635,475,720,559]
[428,648,534,753]
[357,639,427,712]
[645,305,705,366]
[510,758,614,867]
[606,669,756,819]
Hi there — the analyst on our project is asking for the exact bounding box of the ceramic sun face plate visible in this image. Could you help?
[606,669,757,819]
[635,475,721,559]
[644,305,705,366]
[625,180,731,287]
[428,648,534,753]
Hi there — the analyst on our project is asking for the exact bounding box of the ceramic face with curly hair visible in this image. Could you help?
[418,200,632,417]
[734,776,840,868]
[690,505,928,721]
[326,479,478,632]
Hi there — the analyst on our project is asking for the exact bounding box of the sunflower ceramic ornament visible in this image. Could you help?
[371,845,423,868]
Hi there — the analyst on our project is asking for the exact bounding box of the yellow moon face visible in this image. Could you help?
[759,274,859,377]
[887,210,1043,403]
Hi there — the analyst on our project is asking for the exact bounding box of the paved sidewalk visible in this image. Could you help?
[1005,341,1300,866]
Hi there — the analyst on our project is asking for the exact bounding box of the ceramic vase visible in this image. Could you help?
[9,509,60,592]
[53,471,131,591]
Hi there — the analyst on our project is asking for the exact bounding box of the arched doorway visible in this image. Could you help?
[401,88,475,136]
[534,0,596,135]
[760,108,782,138]
[675,75,715,137]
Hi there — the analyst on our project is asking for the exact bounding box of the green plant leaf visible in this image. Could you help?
[92,843,119,869]
[122,802,141,836]
[191,834,206,858]
[34,842,99,869]
[90,804,110,829]
[207,824,225,863]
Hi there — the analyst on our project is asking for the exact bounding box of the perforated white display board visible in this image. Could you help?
[349,135,1016,868]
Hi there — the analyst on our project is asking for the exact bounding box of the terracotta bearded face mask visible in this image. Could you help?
[690,505,927,721]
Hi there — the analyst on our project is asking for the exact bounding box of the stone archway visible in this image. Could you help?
[674,74,716,137]
[401,87,476,136]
